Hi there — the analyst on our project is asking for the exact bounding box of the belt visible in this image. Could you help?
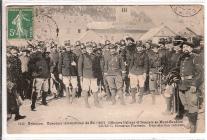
[181,75,193,80]
[109,68,119,70]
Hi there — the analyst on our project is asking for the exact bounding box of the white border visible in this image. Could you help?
[2,0,207,139]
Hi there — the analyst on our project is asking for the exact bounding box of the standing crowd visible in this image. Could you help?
[7,36,204,133]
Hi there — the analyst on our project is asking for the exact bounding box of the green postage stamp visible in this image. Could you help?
[8,8,33,39]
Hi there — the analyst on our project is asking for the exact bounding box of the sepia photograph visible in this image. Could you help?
[4,4,204,134]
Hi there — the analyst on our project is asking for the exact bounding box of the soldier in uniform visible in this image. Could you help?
[129,44,149,104]
[143,40,153,93]
[102,40,112,100]
[74,41,84,97]
[178,42,202,133]
[124,37,136,96]
[162,36,184,116]
[19,48,31,99]
[158,38,171,76]
[7,47,26,120]
[78,45,101,108]
[49,42,61,98]
[102,44,126,105]
[93,43,105,94]
[30,43,50,111]
[118,39,127,61]
[58,41,78,103]
[148,44,162,104]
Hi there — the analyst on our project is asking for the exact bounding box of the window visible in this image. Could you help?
[122,8,127,13]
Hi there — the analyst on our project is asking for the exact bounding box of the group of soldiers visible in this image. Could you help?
[7,35,204,133]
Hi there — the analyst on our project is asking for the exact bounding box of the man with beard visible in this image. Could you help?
[162,36,184,116]
[129,44,149,104]
[58,41,78,103]
[7,47,26,120]
[78,45,101,108]
[30,43,50,111]
[178,42,201,133]
[125,37,136,96]
[102,44,126,105]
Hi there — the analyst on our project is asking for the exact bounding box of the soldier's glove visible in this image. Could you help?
[59,74,63,80]
[189,86,197,93]
[71,61,76,66]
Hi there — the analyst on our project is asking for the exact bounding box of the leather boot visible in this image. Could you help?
[15,114,26,121]
[175,110,187,120]
[94,92,102,108]
[42,92,48,105]
[189,112,198,133]
[66,87,70,102]
[31,91,37,111]
[70,88,76,104]
[15,109,26,121]
[130,91,136,104]
[117,89,125,105]
[162,97,172,115]
[84,91,90,108]
[138,87,144,104]
[111,90,116,105]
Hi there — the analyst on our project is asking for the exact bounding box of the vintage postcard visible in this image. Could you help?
[2,2,205,138]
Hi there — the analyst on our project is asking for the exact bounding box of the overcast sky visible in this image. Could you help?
[134,5,204,34]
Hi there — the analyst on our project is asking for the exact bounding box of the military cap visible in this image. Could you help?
[115,41,120,46]
[158,38,166,45]
[22,48,31,53]
[173,35,187,46]
[183,41,195,48]
[136,40,142,44]
[64,40,71,46]
[151,43,160,49]
[10,46,19,52]
[146,39,152,44]
[105,40,111,45]
[136,44,145,49]
[86,44,93,48]
[10,47,18,51]
[126,37,135,42]
[120,39,126,46]
[97,43,103,49]
[174,35,187,42]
